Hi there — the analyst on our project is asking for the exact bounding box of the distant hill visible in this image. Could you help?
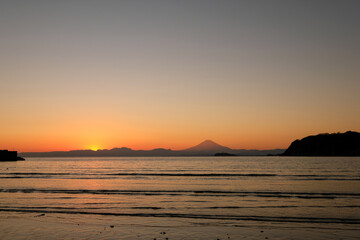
[21,140,285,157]
[182,140,232,155]
[282,131,360,156]
[181,140,284,156]
[21,147,178,157]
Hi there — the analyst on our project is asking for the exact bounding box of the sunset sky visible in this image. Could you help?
[1,1,359,152]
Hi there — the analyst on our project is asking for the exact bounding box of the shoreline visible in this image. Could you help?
[1,212,359,240]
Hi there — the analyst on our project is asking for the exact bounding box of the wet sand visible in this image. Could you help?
[1,212,359,240]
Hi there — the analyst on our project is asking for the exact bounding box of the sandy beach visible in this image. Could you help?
[1,211,359,240]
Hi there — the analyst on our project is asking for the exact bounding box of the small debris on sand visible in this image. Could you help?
[34,213,45,217]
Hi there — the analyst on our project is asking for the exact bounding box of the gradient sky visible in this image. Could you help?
[1,0,359,152]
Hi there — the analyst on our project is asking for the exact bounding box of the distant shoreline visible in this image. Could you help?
[17,131,360,158]
[20,140,285,158]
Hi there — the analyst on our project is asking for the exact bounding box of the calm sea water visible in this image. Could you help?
[0,156,359,239]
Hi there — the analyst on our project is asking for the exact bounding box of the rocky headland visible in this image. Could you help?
[282,131,360,156]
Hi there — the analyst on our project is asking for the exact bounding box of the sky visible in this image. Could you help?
[1,0,359,152]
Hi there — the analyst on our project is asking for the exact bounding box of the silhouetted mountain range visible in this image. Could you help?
[20,140,285,157]
[282,131,360,156]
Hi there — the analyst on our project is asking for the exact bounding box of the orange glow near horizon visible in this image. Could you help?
[2,126,359,153]
[88,145,102,151]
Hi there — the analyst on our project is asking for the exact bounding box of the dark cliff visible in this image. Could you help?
[282,131,360,156]
[0,150,25,161]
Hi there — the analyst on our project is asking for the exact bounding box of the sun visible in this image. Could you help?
[88,145,101,151]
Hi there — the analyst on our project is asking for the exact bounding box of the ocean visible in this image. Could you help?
[0,156,359,239]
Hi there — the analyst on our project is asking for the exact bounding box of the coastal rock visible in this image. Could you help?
[0,150,25,161]
[282,131,360,156]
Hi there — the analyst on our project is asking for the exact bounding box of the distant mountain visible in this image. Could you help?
[182,140,232,155]
[282,131,360,156]
[21,140,285,157]
[181,140,284,156]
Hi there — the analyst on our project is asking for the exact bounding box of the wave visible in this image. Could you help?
[2,205,359,211]
[0,172,359,181]
[0,188,359,199]
[1,172,278,177]
[204,205,360,209]
[0,208,359,224]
